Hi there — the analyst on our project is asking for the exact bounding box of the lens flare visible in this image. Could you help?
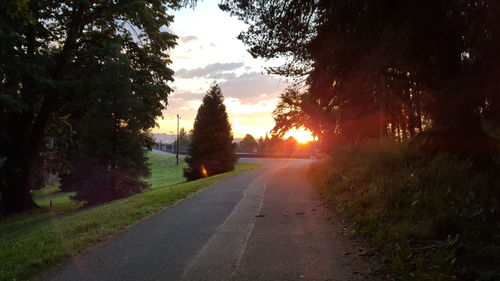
[285,128,315,144]
[201,165,208,177]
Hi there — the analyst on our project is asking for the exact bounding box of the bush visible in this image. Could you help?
[311,141,500,281]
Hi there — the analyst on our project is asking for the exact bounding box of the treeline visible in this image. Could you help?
[237,133,316,157]
[222,0,500,153]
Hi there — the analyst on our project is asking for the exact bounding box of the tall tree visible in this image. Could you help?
[59,38,166,205]
[184,83,237,181]
[222,0,500,153]
[0,0,180,213]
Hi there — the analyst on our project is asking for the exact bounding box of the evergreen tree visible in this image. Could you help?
[60,43,160,205]
[184,83,237,181]
[258,136,264,153]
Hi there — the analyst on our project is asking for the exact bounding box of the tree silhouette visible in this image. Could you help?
[222,0,500,155]
[184,83,237,181]
[240,134,258,152]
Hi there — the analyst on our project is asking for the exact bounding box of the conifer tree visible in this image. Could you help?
[60,47,157,204]
[184,83,237,180]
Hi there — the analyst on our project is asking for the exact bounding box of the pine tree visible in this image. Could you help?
[184,83,237,181]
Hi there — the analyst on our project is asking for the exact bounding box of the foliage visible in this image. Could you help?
[272,87,340,140]
[173,128,191,147]
[311,142,500,280]
[222,0,500,151]
[184,83,238,180]
[58,39,171,204]
[0,0,181,213]
[0,152,259,281]
[239,134,258,152]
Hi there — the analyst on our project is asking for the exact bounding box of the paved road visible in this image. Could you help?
[39,158,374,281]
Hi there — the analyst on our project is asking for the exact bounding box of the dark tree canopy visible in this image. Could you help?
[184,83,237,181]
[0,0,180,213]
[222,0,500,154]
[239,133,258,152]
[59,44,166,204]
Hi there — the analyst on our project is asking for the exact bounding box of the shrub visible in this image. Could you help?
[311,141,500,280]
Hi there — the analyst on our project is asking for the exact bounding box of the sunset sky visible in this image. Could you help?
[153,0,288,139]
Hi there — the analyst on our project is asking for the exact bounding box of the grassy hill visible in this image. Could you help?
[0,152,258,281]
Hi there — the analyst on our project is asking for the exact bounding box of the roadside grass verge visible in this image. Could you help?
[311,141,500,281]
[0,152,259,281]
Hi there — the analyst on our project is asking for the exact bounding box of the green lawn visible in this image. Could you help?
[146,152,187,188]
[0,152,259,281]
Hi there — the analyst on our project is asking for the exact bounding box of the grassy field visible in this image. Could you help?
[146,152,187,188]
[311,142,500,281]
[0,152,258,281]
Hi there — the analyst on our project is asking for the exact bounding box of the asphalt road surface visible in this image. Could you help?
[38,158,375,281]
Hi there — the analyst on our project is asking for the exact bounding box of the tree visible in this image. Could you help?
[258,136,264,153]
[184,83,237,181]
[272,88,340,140]
[173,128,191,147]
[222,0,500,154]
[239,134,258,152]
[59,41,166,204]
[0,0,181,213]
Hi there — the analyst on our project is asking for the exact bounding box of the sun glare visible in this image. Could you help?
[200,165,208,177]
[285,128,315,144]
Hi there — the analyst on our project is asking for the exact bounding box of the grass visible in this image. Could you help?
[310,141,500,281]
[146,152,187,188]
[0,152,259,281]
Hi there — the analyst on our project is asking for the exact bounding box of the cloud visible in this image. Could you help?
[224,97,279,114]
[179,35,198,43]
[207,72,237,80]
[170,91,204,101]
[175,62,244,79]
[219,72,287,102]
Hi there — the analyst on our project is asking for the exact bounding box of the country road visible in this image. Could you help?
[38,158,375,281]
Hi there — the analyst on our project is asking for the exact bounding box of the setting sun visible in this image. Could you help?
[285,128,315,144]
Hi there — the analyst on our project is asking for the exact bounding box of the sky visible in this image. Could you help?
[152,0,288,139]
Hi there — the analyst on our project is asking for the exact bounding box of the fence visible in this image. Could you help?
[154,143,317,159]
[153,143,189,155]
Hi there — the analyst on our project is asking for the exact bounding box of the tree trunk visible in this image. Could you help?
[1,147,38,214]
[415,91,423,133]
[0,3,85,214]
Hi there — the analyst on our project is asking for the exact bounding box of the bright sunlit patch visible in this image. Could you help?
[200,165,208,177]
[285,128,315,144]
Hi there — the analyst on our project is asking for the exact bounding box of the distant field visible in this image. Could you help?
[0,152,258,281]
